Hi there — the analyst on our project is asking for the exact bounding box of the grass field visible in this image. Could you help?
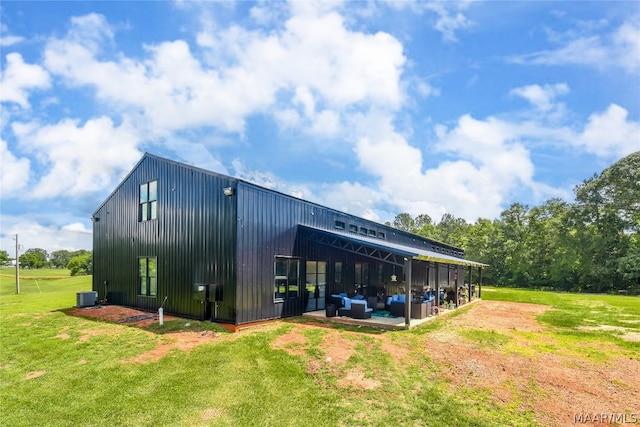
[1,273,638,426]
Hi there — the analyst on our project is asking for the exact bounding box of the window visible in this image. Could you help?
[378,231,386,239]
[335,261,342,284]
[139,180,157,221]
[138,257,157,297]
[349,224,358,233]
[274,257,300,301]
[335,220,346,230]
[334,261,344,294]
[360,227,368,235]
[355,262,369,294]
[368,229,376,237]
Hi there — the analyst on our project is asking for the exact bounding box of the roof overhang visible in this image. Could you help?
[298,225,488,268]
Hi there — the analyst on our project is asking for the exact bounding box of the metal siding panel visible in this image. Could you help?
[93,155,237,321]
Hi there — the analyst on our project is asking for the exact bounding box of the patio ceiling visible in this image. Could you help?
[298,225,488,268]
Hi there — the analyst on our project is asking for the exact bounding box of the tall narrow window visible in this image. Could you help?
[274,257,300,302]
[139,257,157,297]
[334,261,343,293]
[355,262,369,294]
[139,180,157,221]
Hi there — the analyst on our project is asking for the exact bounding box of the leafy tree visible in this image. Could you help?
[50,250,73,269]
[68,253,93,276]
[391,213,416,232]
[415,214,438,240]
[19,248,49,269]
[463,218,496,283]
[0,250,10,265]
[435,213,469,248]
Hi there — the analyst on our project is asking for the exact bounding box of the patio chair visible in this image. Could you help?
[350,302,372,319]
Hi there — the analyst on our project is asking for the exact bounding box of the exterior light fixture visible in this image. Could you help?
[391,274,397,282]
[223,187,235,196]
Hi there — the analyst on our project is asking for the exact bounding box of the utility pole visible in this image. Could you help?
[14,234,20,294]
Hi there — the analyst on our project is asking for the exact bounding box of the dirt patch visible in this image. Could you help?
[25,371,46,380]
[66,305,178,328]
[122,331,219,364]
[579,325,628,333]
[417,301,640,427]
[337,370,381,389]
[272,323,357,366]
[448,300,549,332]
[276,300,639,425]
[66,305,220,363]
[622,332,640,342]
[271,326,308,356]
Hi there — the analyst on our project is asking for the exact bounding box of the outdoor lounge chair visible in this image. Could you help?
[349,301,372,319]
[337,300,373,319]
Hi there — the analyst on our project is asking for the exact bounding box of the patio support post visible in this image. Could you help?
[404,258,412,328]
[478,267,483,298]
[454,266,459,308]
[468,265,472,301]
[435,263,440,311]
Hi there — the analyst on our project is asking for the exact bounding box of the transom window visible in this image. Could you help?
[139,180,157,221]
[138,257,157,297]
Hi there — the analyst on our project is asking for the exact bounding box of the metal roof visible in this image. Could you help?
[298,225,488,268]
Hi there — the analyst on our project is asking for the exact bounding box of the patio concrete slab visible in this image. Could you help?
[302,298,480,330]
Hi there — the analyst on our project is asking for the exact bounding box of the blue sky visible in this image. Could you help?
[1,1,639,255]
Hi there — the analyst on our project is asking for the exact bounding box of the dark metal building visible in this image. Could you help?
[93,153,486,326]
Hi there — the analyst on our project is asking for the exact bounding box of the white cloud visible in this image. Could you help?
[12,116,142,199]
[0,23,25,47]
[42,7,405,136]
[231,159,283,191]
[61,222,92,235]
[0,53,51,108]
[425,1,474,43]
[386,0,474,42]
[0,215,92,254]
[510,19,640,74]
[0,139,31,196]
[613,21,640,74]
[314,180,385,217]
[576,104,640,158]
[510,83,569,112]
[0,35,25,47]
[341,97,635,223]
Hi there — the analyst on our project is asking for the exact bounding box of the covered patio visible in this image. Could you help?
[303,297,481,330]
[299,226,488,329]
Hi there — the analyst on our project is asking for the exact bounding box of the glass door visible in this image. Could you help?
[305,260,327,312]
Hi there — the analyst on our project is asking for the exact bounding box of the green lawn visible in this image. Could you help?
[482,286,640,354]
[1,276,638,426]
[482,286,640,330]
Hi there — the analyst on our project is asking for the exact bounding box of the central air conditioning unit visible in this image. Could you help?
[76,291,98,307]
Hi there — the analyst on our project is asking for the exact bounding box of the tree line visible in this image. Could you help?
[387,151,640,294]
[0,248,92,276]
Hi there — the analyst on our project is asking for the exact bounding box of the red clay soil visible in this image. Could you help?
[67,302,640,426]
[66,305,220,363]
[272,301,640,427]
